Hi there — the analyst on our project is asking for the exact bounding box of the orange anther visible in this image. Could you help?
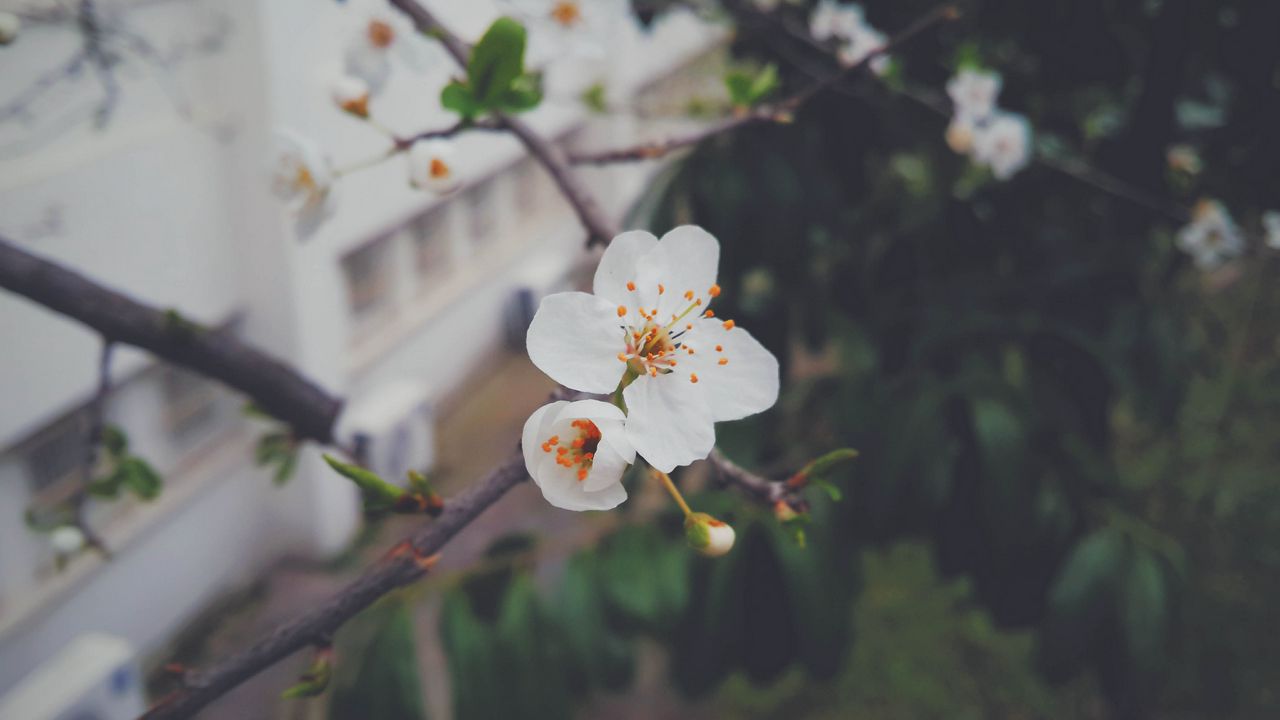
[577,468,588,481]
[695,298,703,306]
[709,284,721,297]
[626,281,636,291]
[722,320,736,330]
[690,373,699,383]
[617,305,627,317]
[686,323,693,330]
[718,358,729,365]
[715,344,723,352]
[617,352,627,362]
[684,290,694,301]
[548,435,559,444]
[658,284,665,295]
[572,438,585,449]
[704,310,715,318]
[649,366,658,376]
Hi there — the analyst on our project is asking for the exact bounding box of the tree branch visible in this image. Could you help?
[73,338,115,556]
[568,2,962,166]
[142,449,529,720]
[386,0,621,245]
[0,236,342,443]
[707,448,806,510]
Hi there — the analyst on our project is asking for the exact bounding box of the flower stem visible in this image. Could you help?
[332,146,399,178]
[653,469,693,518]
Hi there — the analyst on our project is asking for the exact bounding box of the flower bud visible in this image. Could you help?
[0,12,20,45]
[331,74,371,119]
[50,525,85,555]
[408,139,461,194]
[684,512,735,557]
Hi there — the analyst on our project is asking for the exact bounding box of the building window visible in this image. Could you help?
[514,158,545,216]
[24,415,86,495]
[342,236,395,322]
[413,207,452,290]
[467,177,502,249]
[161,366,220,445]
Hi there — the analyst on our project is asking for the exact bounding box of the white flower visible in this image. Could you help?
[526,226,780,472]
[330,74,371,118]
[836,23,889,75]
[945,113,977,154]
[271,130,334,215]
[522,399,634,511]
[407,139,461,194]
[0,11,20,45]
[1177,200,1244,269]
[1262,210,1280,250]
[946,68,1002,120]
[685,512,735,556]
[970,111,1033,180]
[500,0,620,68]
[50,525,85,555]
[342,0,438,94]
[809,0,863,42]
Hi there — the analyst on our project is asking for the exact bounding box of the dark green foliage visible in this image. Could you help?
[441,17,543,119]
[329,599,427,720]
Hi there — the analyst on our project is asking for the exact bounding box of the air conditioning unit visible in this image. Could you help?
[0,634,144,720]
[335,379,436,486]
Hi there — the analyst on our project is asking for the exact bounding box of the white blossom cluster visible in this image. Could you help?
[944,68,1032,180]
[809,1,890,76]
[522,227,779,522]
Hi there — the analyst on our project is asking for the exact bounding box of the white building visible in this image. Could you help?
[0,0,721,708]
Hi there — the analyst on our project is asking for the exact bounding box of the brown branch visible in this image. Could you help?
[568,3,962,166]
[73,338,114,557]
[142,449,528,720]
[0,235,342,443]
[387,0,621,245]
[707,448,807,511]
[390,117,504,151]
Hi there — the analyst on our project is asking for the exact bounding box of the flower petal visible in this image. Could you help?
[521,401,566,478]
[527,292,627,393]
[581,440,628,492]
[537,452,627,511]
[684,318,780,422]
[594,230,659,305]
[623,373,715,472]
[640,225,721,320]
[554,399,625,424]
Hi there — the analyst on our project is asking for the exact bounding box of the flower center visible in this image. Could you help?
[294,165,316,193]
[614,281,733,383]
[368,19,395,49]
[550,1,582,27]
[540,419,601,481]
[429,157,451,179]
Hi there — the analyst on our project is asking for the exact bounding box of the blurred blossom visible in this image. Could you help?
[1166,143,1203,176]
[970,111,1033,180]
[407,139,462,194]
[525,227,780,472]
[50,525,85,555]
[947,68,1002,121]
[945,113,977,154]
[521,400,634,511]
[1263,210,1280,250]
[330,74,371,118]
[836,23,889,75]
[271,130,334,216]
[809,0,863,43]
[1177,200,1244,269]
[502,0,621,66]
[0,11,20,45]
[342,0,439,94]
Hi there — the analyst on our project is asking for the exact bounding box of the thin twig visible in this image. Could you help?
[73,338,115,557]
[568,3,962,166]
[387,0,621,245]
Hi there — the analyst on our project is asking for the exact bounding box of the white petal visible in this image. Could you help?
[581,440,628,492]
[623,374,715,472]
[554,399,625,423]
[594,230,659,305]
[536,452,627,511]
[684,318,780,422]
[597,418,636,464]
[640,226,721,320]
[521,401,566,478]
[527,292,628,393]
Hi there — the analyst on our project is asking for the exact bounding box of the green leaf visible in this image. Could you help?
[322,454,403,511]
[440,81,481,119]
[1037,529,1125,680]
[1120,545,1170,680]
[101,425,128,456]
[724,63,778,107]
[329,601,426,720]
[273,451,299,486]
[468,17,526,108]
[580,82,607,113]
[121,457,162,500]
[495,73,543,113]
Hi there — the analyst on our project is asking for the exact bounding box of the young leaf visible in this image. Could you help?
[496,73,543,113]
[322,454,403,511]
[441,81,481,119]
[121,457,163,500]
[101,425,128,456]
[468,17,527,108]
